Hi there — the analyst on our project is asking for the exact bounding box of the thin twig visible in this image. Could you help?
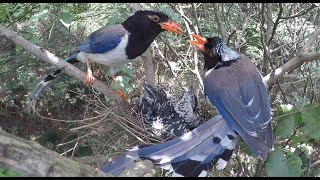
[277,79,288,104]
[267,3,283,46]
[301,159,320,173]
[191,3,203,36]
[280,4,316,20]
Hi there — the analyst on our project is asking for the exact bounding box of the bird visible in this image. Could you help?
[100,84,238,177]
[98,35,273,177]
[188,34,273,160]
[139,83,201,139]
[27,10,183,110]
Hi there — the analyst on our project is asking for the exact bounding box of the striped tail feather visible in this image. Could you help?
[99,114,239,177]
[26,53,80,113]
[99,153,138,176]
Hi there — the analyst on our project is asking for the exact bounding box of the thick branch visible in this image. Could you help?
[263,26,320,86]
[0,129,155,177]
[0,24,123,103]
[263,52,320,86]
[0,129,109,177]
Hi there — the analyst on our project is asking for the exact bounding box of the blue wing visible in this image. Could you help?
[75,24,127,54]
[204,56,272,159]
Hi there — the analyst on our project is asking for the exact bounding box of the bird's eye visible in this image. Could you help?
[206,49,213,57]
[149,15,160,22]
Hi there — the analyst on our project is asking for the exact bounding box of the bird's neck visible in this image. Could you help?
[122,22,160,59]
[204,58,236,71]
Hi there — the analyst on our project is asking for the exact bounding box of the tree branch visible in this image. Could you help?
[0,24,123,103]
[263,25,320,86]
[267,3,283,46]
[0,129,109,177]
[191,3,203,36]
[0,129,155,177]
[212,3,225,40]
[280,4,317,20]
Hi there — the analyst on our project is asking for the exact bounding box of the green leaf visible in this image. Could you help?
[122,67,133,77]
[104,95,110,103]
[4,170,20,177]
[117,4,128,13]
[58,11,72,28]
[15,45,22,52]
[39,3,49,11]
[266,149,302,177]
[107,16,122,25]
[300,106,320,138]
[26,25,35,33]
[274,113,298,138]
[28,9,48,23]
[291,134,308,145]
[29,35,39,44]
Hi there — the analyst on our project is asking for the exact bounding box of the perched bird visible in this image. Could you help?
[139,83,200,139]
[99,35,273,177]
[27,10,183,110]
[188,34,273,160]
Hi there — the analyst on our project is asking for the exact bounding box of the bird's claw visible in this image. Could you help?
[116,88,128,102]
[84,71,95,86]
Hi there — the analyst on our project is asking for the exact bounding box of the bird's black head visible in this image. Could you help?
[123,10,183,35]
[189,34,240,70]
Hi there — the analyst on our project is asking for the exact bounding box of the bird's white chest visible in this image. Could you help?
[76,34,129,67]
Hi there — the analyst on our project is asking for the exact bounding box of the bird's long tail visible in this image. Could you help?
[100,114,239,177]
[26,53,80,113]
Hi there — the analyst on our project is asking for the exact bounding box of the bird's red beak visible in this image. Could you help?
[160,21,183,35]
[188,34,207,52]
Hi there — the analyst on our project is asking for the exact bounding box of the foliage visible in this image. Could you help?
[0,168,20,177]
[266,149,302,177]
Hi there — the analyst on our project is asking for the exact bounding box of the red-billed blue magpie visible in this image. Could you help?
[99,35,273,177]
[27,10,182,109]
[188,34,273,160]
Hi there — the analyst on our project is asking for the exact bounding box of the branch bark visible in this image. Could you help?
[212,3,225,41]
[263,25,320,86]
[0,129,109,177]
[0,24,123,103]
[0,129,155,177]
[280,3,317,20]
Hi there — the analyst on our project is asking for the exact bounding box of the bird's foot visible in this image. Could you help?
[84,67,95,86]
[84,58,95,86]
[112,76,128,102]
[84,73,95,86]
[116,88,128,102]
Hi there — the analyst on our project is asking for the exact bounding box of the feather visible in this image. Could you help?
[26,53,79,113]
[140,84,200,138]
[204,55,272,160]
[100,114,239,177]
[76,24,128,54]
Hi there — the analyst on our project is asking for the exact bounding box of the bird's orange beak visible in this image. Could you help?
[188,34,207,52]
[160,21,183,35]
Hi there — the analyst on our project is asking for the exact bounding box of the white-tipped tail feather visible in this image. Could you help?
[27,53,79,113]
[100,114,239,177]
